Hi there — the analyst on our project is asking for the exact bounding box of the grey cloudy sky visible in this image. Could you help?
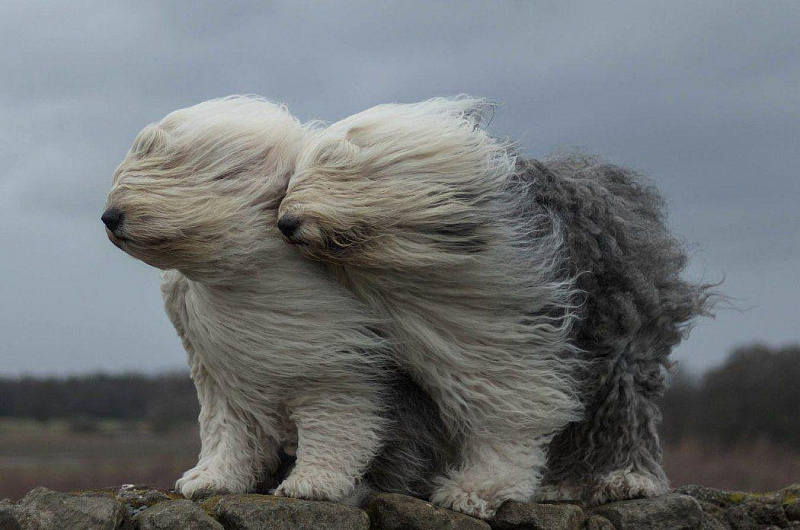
[1,1,798,376]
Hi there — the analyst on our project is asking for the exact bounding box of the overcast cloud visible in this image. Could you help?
[1,1,798,376]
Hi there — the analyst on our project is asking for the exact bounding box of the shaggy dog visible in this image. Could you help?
[102,97,451,503]
[278,97,714,518]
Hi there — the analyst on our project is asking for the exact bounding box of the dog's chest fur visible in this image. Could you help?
[160,260,387,403]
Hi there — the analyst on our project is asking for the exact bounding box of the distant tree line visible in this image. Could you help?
[660,343,800,449]
[0,372,199,432]
[0,344,797,446]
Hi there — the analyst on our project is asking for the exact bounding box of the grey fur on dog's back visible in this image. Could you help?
[529,154,711,356]
[518,153,715,495]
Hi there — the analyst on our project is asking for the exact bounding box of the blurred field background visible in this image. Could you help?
[1,343,798,500]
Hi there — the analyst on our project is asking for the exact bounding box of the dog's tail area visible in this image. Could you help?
[519,152,719,366]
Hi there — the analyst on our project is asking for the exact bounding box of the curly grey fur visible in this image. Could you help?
[518,154,716,500]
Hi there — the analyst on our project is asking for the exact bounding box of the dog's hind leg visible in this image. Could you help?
[544,352,670,505]
[587,357,670,505]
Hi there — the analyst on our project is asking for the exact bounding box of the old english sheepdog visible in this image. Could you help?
[102,97,452,504]
[278,97,714,518]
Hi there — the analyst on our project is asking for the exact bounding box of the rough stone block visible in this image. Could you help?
[366,493,489,530]
[492,501,586,530]
[585,514,616,530]
[15,487,130,530]
[133,499,222,530]
[785,498,800,522]
[591,493,703,530]
[115,485,173,509]
[204,493,369,530]
[725,500,788,530]
[0,507,21,530]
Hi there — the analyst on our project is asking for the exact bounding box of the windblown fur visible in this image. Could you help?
[102,97,451,504]
[519,155,715,504]
[278,97,714,517]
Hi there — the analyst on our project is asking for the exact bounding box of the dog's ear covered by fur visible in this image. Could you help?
[279,96,516,268]
[130,124,171,158]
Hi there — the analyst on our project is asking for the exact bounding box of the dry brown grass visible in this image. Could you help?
[0,419,198,500]
[2,420,798,501]
[663,438,800,491]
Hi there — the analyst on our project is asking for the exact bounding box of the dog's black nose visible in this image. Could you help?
[101,208,124,232]
[277,216,301,238]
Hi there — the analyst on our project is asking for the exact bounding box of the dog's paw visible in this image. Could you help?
[274,470,355,502]
[430,478,499,520]
[588,469,667,506]
[176,466,243,500]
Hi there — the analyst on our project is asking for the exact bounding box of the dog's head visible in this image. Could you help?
[103,97,305,279]
[275,129,374,261]
[277,97,513,266]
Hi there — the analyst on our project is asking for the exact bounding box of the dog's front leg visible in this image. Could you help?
[274,391,384,502]
[177,362,279,499]
[431,436,547,520]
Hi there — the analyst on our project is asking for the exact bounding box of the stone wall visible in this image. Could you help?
[1,484,798,530]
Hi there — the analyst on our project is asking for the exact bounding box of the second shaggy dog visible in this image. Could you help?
[278,97,714,518]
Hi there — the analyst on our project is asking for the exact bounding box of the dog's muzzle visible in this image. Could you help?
[101,208,125,233]
[277,215,301,239]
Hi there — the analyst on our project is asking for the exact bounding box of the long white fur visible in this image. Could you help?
[279,97,586,518]
[105,97,392,502]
